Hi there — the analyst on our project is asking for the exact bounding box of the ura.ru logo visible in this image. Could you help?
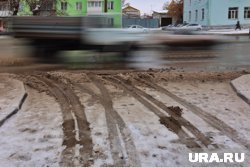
[189,153,245,163]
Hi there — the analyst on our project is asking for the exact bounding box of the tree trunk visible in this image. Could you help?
[104,0,107,13]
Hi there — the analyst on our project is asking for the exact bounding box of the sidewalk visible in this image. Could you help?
[231,74,250,105]
[0,74,27,126]
[201,28,250,35]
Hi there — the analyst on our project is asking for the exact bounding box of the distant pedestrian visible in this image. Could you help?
[235,21,241,30]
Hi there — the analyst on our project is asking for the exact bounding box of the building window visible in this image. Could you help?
[61,2,67,11]
[244,7,250,19]
[228,7,238,19]
[201,8,204,20]
[97,1,101,7]
[189,11,191,22]
[88,1,101,7]
[107,1,114,10]
[76,2,82,10]
[88,1,92,7]
[195,10,198,21]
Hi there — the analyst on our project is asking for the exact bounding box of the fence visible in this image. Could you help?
[122,18,159,28]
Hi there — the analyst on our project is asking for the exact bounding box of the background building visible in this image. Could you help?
[122,4,140,18]
[57,0,121,28]
[15,0,122,27]
[183,0,250,27]
[121,4,159,28]
[152,10,173,27]
[56,0,122,27]
[0,0,11,32]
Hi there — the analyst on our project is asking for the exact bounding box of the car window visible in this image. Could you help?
[189,24,198,26]
[132,26,136,28]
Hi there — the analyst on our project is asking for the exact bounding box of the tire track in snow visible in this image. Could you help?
[136,77,250,149]
[88,74,141,167]
[103,76,203,151]
[32,74,93,167]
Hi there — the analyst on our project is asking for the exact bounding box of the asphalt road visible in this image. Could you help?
[123,35,250,71]
[1,35,250,72]
[1,35,250,166]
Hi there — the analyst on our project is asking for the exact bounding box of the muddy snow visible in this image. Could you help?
[0,70,250,167]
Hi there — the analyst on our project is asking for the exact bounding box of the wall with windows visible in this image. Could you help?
[106,0,122,27]
[56,0,87,16]
[210,0,250,26]
[87,0,103,14]
[183,0,210,25]
[56,0,122,27]
[15,0,122,27]
[183,0,250,26]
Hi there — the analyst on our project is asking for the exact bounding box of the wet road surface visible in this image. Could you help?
[1,35,250,72]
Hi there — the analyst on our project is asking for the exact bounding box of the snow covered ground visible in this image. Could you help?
[0,75,64,167]
[0,74,25,122]
[200,28,250,35]
[0,71,250,166]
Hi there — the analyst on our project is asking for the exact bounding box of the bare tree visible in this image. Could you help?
[8,0,20,15]
[162,1,169,10]
[165,0,183,24]
[28,0,55,16]
[8,0,55,16]
[104,0,107,12]
[122,0,126,6]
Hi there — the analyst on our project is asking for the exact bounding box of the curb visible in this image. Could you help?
[0,82,28,127]
[230,75,250,105]
[230,82,250,105]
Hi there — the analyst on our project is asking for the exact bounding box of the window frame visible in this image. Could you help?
[244,7,250,19]
[88,1,101,8]
[228,7,238,19]
[61,2,68,11]
[195,9,198,21]
[201,8,204,20]
[189,11,191,22]
[76,2,82,10]
[107,1,114,10]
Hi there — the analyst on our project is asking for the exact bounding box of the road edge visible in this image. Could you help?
[0,80,28,127]
[231,74,250,105]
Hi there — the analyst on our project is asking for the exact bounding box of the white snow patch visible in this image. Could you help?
[0,88,64,167]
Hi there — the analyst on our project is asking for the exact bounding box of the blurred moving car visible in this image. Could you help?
[126,25,149,33]
[180,24,202,31]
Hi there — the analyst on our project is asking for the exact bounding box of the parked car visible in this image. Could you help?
[180,24,202,31]
[162,24,174,31]
[162,24,185,31]
[126,25,149,33]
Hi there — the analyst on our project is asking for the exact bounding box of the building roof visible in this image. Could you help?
[152,10,168,14]
[122,5,140,12]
